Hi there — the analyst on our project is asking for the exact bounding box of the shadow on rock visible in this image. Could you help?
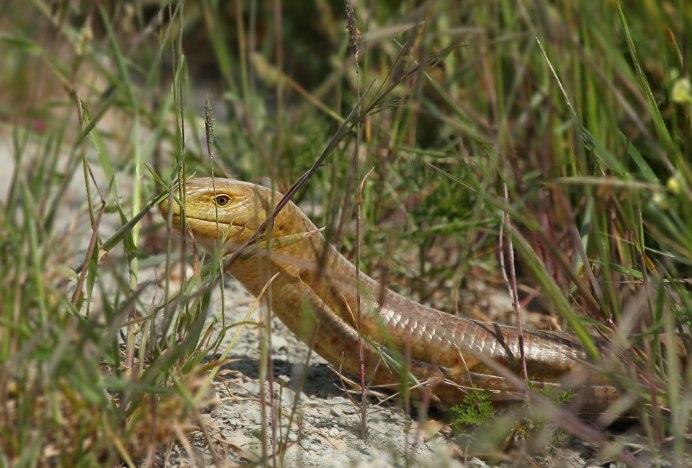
[214,354,348,400]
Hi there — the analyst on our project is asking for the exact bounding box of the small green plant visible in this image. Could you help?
[450,386,577,447]
[450,390,496,429]
[525,387,579,445]
[534,385,577,407]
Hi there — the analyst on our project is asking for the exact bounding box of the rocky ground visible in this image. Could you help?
[142,274,620,467]
[164,278,467,466]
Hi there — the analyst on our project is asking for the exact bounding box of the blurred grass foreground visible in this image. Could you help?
[0,0,690,465]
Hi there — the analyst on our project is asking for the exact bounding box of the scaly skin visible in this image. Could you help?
[160,177,619,411]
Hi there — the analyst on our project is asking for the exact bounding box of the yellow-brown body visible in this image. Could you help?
[160,177,619,412]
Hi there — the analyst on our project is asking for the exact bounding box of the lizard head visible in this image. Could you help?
[159,177,300,253]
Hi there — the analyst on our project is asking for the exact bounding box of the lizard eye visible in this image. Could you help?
[214,194,231,206]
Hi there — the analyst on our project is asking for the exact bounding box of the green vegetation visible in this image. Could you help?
[0,0,689,465]
[450,390,497,429]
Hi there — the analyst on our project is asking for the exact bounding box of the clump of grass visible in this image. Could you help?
[0,1,225,464]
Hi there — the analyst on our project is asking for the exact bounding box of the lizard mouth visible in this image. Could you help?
[169,212,259,237]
